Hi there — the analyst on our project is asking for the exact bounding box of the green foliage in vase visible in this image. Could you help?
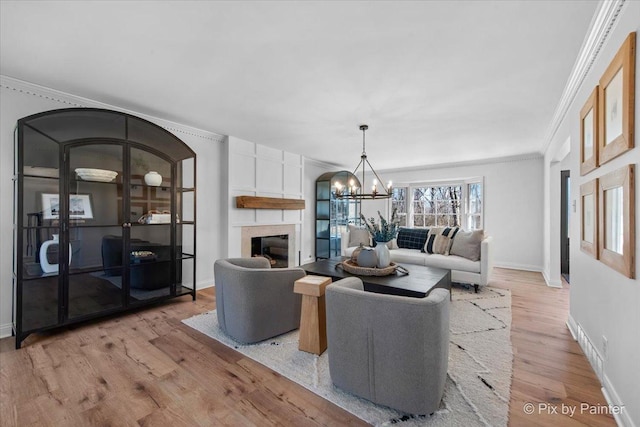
[361,208,400,243]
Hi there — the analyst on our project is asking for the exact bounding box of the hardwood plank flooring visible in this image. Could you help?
[0,268,615,426]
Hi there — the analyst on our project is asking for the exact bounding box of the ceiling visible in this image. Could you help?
[0,1,598,170]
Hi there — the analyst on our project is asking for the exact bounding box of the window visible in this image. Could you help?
[412,186,462,227]
[391,187,408,226]
[466,181,483,230]
[390,179,483,230]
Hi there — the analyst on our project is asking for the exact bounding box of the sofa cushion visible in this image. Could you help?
[424,227,459,254]
[450,229,484,261]
[348,225,370,247]
[344,245,357,257]
[389,248,427,265]
[397,228,429,250]
[423,253,481,273]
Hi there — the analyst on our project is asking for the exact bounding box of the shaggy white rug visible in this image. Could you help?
[183,286,512,426]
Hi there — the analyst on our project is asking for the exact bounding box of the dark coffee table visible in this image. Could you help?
[301,257,450,298]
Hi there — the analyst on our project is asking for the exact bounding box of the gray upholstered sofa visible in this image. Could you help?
[341,230,494,291]
[326,277,450,415]
[213,257,306,343]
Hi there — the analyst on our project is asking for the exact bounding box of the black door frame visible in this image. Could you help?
[560,170,570,279]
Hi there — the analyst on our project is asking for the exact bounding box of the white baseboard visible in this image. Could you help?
[602,374,636,427]
[542,270,563,288]
[0,323,13,340]
[566,315,578,340]
[197,281,214,289]
[493,262,543,273]
[566,315,634,427]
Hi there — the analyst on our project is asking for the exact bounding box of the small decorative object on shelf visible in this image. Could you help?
[130,251,157,263]
[144,171,163,186]
[75,168,118,182]
[39,234,72,274]
[361,208,400,268]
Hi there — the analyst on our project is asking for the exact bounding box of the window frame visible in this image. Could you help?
[390,177,484,230]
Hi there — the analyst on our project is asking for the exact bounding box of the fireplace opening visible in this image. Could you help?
[251,235,289,268]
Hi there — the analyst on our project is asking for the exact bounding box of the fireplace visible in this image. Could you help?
[241,224,296,267]
[251,235,289,268]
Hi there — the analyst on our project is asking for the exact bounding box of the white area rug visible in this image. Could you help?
[183,286,512,426]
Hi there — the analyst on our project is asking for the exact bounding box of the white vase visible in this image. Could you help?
[144,171,162,186]
[375,240,391,268]
[39,234,72,274]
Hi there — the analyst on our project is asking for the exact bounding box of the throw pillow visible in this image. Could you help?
[397,228,429,250]
[424,226,460,254]
[431,234,453,255]
[348,225,370,247]
[450,229,484,261]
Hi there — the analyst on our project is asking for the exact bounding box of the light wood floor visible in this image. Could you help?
[0,268,615,426]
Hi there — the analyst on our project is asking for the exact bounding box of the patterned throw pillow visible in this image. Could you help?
[424,226,460,254]
[396,228,429,250]
[431,234,453,255]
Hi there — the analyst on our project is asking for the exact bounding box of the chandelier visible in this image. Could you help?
[335,125,392,200]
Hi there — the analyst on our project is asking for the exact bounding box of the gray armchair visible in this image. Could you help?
[325,277,450,415]
[213,257,306,344]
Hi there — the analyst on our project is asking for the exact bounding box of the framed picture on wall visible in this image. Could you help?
[42,193,94,220]
[580,179,598,258]
[598,164,635,278]
[598,32,635,165]
[580,87,598,175]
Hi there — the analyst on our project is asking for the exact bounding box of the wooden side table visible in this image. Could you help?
[294,275,332,355]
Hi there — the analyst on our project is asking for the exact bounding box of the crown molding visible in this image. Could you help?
[542,0,627,154]
[303,156,346,170]
[378,152,543,174]
[0,75,226,144]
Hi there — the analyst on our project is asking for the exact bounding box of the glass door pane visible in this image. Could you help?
[67,143,125,319]
[129,225,172,302]
[128,148,173,303]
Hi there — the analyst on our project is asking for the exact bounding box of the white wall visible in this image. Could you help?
[0,77,226,338]
[544,2,640,425]
[366,156,544,271]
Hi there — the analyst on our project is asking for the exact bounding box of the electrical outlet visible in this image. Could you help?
[602,336,608,359]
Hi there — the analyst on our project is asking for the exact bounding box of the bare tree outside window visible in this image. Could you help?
[411,186,461,227]
[467,182,483,230]
[391,188,408,226]
[390,181,481,229]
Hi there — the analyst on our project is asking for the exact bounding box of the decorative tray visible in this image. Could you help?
[75,168,118,182]
[339,260,407,276]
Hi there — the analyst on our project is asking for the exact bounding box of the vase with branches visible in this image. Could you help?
[360,208,400,243]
